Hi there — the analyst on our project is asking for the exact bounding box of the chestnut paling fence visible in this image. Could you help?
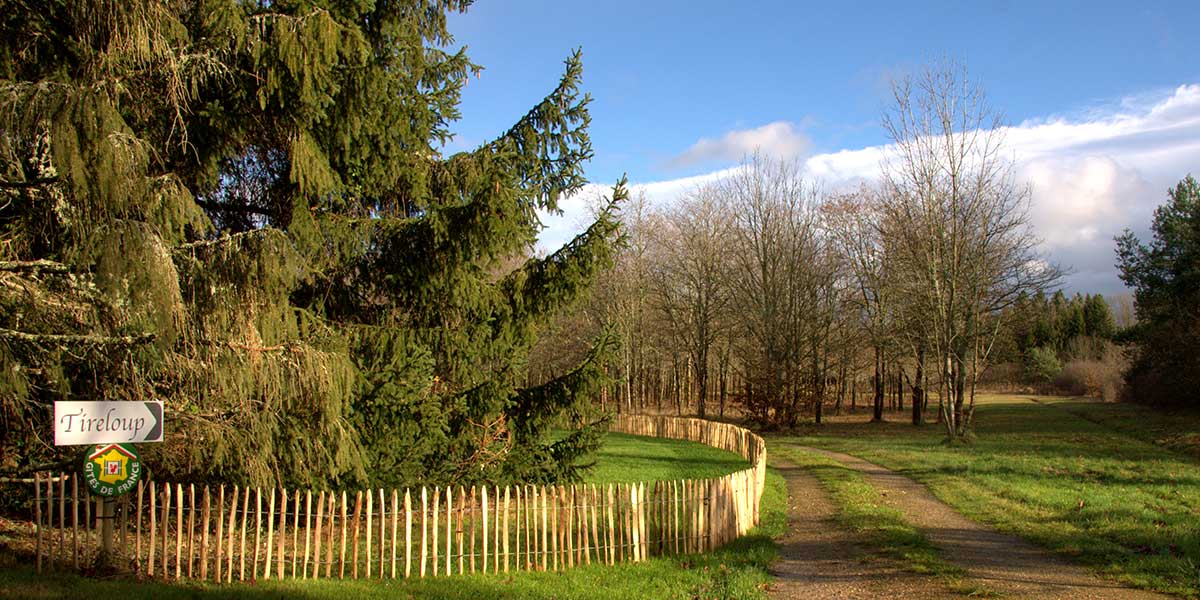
[29,415,765,581]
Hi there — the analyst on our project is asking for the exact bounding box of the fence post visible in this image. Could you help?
[351,490,362,579]
[34,473,42,572]
[261,488,271,580]
[339,490,348,579]
[225,485,236,583]
[312,491,325,579]
[212,485,220,582]
[188,484,197,578]
[404,488,411,578]
[364,488,371,579]
[325,492,336,579]
[391,489,398,579]
[430,486,438,577]
[420,486,428,578]
[161,482,170,579]
[379,489,386,579]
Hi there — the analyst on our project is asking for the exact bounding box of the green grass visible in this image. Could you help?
[1039,397,1200,460]
[776,394,1200,599]
[582,432,752,484]
[0,435,783,600]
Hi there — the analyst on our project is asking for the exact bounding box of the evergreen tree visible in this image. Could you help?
[1082,294,1116,339]
[1116,175,1200,408]
[0,1,621,488]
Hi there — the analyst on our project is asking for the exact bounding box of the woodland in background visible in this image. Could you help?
[542,166,1200,432]
[0,1,622,489]
[535,64,1185,437]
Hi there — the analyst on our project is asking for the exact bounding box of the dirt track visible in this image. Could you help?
[767,458,961,599]
[769,446,1171,599]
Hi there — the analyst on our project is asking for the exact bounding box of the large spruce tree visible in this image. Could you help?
[0,0,621,489]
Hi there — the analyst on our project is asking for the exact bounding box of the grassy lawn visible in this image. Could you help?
[0,433,783,600]
[1040,397,1200,460]
[774,394,1200,599]
[583,432,751,484]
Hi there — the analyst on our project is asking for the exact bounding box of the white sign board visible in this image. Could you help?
[54,401,163,446]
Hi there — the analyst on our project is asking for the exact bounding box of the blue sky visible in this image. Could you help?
[445,1,1200,293]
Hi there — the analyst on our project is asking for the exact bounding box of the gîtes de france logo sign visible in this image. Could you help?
[83,443,142,497]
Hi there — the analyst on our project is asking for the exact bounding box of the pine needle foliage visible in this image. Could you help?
[0,0,622,489]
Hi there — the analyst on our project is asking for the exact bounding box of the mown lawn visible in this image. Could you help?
[774,394,1200,599]
[583,432,751,484]
[0,433,783,600]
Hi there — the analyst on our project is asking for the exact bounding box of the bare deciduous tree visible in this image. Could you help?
[880,60,1060,439]
[648,186,732,418]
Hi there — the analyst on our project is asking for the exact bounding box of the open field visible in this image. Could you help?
[771,394,1200,598]
[0,432,784,600]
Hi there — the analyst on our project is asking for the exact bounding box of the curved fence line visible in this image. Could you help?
[609,414,766,537]
[27,415,766,581]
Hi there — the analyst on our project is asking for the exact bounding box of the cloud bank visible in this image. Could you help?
[540,85,1200,293]
[666,121,811,169]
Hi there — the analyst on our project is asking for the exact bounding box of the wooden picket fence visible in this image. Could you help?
[29,415,765,581]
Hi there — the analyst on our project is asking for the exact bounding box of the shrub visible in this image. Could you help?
[1024,346,1062,383]
[978,362,1024,390]
[1053,343,1128,400]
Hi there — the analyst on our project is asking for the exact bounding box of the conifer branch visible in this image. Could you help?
[195,339,300,353]
[173,229,273,250]
[0,328,155,347]
[193,199,277,218]
[0,176,58,189]
[0,259,72,274]
[0,460,76,479]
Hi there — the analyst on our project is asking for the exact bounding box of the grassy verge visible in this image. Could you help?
[780,395,1200,598]
[771,446,981,595]
[583,432,751,484]
[0,436,784,600]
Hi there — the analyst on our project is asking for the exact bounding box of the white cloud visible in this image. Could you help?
[666,121,811,169]
[535,183,611,254]
[540,84,1200,294]
[535,168,742,254]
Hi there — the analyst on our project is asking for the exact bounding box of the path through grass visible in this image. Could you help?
[776,395,1200,598]
[772,447,972,589]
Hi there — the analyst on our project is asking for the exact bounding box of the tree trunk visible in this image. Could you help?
[912,346,925,426]
[718,362,727,418]
[672,356,682,416]
[812,350,823,425]
[954,355,966,437]
[850,377,857,412]
[872,346,884,422]
[940,353,954,436]
[835,363,845,416]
